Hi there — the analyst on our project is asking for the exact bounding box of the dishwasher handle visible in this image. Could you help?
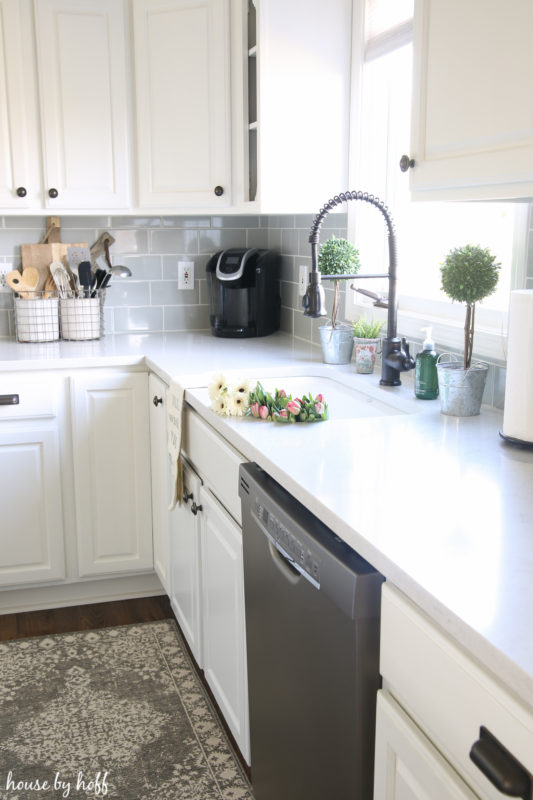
[266,531,320,589]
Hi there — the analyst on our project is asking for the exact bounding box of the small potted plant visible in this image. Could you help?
[438,244,500,416]
[317,236,361,363]
[352,317,383,374]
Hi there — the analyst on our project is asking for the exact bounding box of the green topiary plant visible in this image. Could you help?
[440,244,500,369]
[318,235,361,329]
[352,316,383,339]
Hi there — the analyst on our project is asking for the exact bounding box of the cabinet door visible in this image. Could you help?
[374,692,478,800]
[149,373,170,593]
[132,0,231,208]
[33,0,130,209]
[70,373,153,577]
[169,460,203,665]
[0,426,65,587]
[410,0,533,200]
[200,487,250,763]
[0,0,40,208]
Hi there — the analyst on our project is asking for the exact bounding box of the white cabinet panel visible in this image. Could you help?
[70,373,153,577]
[149,373,170,593]
[169,459,203,665]
[0,0,40,208]
[33,0,130,208]
[374,691,478,800]
[200,486,250,763]
[0,427,65,586]
[133,0,231,207]
[410,0,533,200]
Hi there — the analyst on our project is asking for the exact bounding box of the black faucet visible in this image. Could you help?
[304,190,415,386]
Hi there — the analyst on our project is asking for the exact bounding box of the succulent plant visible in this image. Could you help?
[440,244,500,369]
[352,316,383,339]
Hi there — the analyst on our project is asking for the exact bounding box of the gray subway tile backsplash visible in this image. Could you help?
[1,208,530,410]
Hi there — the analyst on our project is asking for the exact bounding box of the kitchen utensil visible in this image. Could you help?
[90,268,108,297]
[43,272,57,299]
[67,246,92,288]
[50,261,72,298]
[78,261,92,297]
[6,267,39,298]
[21,217,88,292]
[103,238,132,277]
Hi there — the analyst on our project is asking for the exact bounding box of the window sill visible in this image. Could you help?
[344,298,508,366]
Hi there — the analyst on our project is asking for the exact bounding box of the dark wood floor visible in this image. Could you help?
[0,595,173,641]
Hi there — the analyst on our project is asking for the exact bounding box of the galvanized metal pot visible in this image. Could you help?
[437,361,488,416]
[319,323,354,364]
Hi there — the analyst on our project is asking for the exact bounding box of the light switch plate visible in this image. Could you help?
[0,263,13,292]
[178,261,194,290]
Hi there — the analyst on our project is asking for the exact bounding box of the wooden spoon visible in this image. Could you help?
[6,267,39,298]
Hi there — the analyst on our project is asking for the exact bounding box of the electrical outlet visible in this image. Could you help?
[0,263,13,292]
[178,261,194,290]
[298,265,308,297]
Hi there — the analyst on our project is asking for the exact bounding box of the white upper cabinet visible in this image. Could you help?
[244,0,352,213]
[33,0,131,209]
[409,0,533,200]
[0,0,41,208]
[132,0,232,208]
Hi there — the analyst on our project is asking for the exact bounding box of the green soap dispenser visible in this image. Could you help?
[415,327,439,399]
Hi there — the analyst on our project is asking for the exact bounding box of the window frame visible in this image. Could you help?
[344,4,528,364]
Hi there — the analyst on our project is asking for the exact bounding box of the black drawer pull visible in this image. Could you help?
[470,727,531,798]
[191,501,202,516]
[152,395,163,407]
[0,394,19,406]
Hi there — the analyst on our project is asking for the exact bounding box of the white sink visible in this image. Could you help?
[256,376,404,420]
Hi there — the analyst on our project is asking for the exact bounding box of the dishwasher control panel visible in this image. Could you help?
[254,499,320,588]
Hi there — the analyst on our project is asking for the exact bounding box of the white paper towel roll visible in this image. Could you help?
[503,290,533,443]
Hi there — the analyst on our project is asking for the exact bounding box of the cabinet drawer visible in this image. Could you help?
[0,373,58,420]
[381,584,533,799]
[182,407,244,524]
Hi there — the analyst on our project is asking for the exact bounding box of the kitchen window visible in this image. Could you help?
[345,0,528,362]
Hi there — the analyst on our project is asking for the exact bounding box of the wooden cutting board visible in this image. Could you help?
[20,218,88,292]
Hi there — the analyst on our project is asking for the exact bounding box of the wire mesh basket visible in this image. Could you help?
[59,290,105,341]
[14,290,106,342]
[14,293,60,342]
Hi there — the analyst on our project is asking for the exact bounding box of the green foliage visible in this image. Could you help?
[440,244,501,369]
[352,316,383,339]
[440,244,500,305]
[318,235,361,276]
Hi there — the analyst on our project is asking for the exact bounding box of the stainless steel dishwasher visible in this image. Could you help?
[239,462,384,800]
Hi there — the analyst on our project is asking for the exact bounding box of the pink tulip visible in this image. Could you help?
[315,393,324,403]
[286,399,301,415]
[314,401,325,415]
[259,405,269,419]
[278,389,287,398]
[250,402,260,417]
[280,409,288,418]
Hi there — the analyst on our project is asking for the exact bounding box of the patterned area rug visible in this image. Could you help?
[0,620,253,799]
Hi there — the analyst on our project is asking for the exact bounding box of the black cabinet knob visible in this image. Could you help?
[191,501,203,516]
[16,187,27,198]
[399,155,415,172]
[48,187,59,198]
[152,395,163,407]
[214,185,224,196]
[182,490,193,504]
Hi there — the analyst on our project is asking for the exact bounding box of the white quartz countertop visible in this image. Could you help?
[1,331,532,712]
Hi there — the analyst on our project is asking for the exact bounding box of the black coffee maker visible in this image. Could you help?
[206,248,281,337]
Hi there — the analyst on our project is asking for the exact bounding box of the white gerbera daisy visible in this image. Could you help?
[212,396,228,416]
[227,392,249,417]
[208,372,228,402]
[232,378,251,396]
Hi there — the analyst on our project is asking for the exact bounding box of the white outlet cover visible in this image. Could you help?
[178,261,195,290]
[298,264,308,296]
[0,263,13,292]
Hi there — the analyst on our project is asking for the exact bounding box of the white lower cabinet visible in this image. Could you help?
[378,584,533,800]
[374,691,477,800]
[169,459,203,665]
[0,374,65,587]
[149,373,170,593]
[200,486,249,763]
[169,406,250,764]
[70,372,153,577]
